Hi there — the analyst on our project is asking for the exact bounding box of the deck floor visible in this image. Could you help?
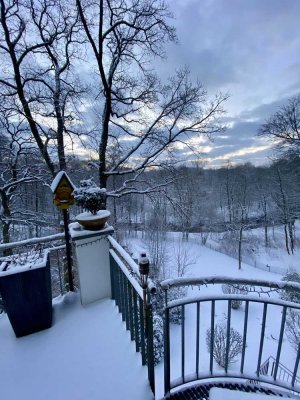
[0,294,153,400]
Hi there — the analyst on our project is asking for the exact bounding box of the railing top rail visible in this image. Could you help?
[166,293,300,310]
[160,275,300,293]
[0,233,65,251]
[108,235,156,294]
[110,249,144,299]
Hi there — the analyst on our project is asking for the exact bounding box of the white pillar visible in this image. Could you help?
[69,223,114,305]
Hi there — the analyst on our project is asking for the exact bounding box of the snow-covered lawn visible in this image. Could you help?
[127,233,298,399]
[0,294,153,400]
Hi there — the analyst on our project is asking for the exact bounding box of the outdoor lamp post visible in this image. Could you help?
[139,253,149,333]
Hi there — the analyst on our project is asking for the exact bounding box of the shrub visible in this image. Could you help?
[73,179,106,214]
[281,270,300,351]
[281,270,300,303]
[168,286,187,324]
[286,309,300,351]
[206,323,243,368]
[153,313,164,365]
[221,284,248,309]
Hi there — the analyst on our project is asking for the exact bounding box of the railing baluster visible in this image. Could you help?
[164,306,171,397]
[146,302,155,394]
[128,281,134,340]
[210,300,215,374]
[119,268,124,315]
[181,304,185,383]
[225,300,232,373]
[292,343,300,387]
[139,297,146,365]
[115,264,121,309]
[241,300,249,374]
[273,306,287,381]
[110,254,115,300]
[133,291,139,352]
[196,302,200,379]
[257,303,268,377]
[124,273,129,328]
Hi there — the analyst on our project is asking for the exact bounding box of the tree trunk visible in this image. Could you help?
[238,225,243,270]
[0,191,12,256]
[284,224,290,255]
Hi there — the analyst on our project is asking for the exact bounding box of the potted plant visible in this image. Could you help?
[73,179,111,230]
[0,248,52,337]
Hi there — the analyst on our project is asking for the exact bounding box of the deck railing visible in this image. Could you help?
[254,355,300,386]
[108,236,156,395]
[161,276,300,398]
[0,234,67,300]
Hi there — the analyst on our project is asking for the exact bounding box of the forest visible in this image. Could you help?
[1,0,300,265]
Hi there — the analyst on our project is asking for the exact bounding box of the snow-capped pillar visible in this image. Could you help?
[69,223,114,305]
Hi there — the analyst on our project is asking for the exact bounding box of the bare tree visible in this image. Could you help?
[0,0,84,175]
[0,114,44,253]
[76,0,227,198]
[258,94,300,156]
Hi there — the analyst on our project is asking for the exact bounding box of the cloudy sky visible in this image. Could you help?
[155,0,300,167]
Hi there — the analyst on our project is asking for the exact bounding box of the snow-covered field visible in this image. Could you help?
[126,232,299,399]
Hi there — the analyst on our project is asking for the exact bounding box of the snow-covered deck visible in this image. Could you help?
[0,294,154,400]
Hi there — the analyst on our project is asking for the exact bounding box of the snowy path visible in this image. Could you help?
[0,295,153,400]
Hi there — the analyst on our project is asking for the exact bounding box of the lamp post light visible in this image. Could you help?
[139,253,150,333]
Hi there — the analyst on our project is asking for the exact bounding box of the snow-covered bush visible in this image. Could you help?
[281,270,300,303]
[153,312,164,365]
[168,286,187,324]
[281,270,300,351]
[73,179,106,214]
[286,309,300,351]
[206,324,243,368]
[221,284,248,309]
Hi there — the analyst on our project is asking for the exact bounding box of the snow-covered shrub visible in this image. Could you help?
[281,270,300,303]
[221,284,248,309]
[73,179,106,214]
[281,270,300,351]
[286,309,300,351]
[151,286,164,317]
[151,285,187,325]
[153,312,164,365]
[206,324,243,368]
[168,286,187,324]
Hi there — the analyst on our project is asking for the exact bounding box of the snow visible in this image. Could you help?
[50,171,75,193]
[0,294,153,400]
[0,249,49,275]
[209,387,290,399]
[0,233,65,252]
[76,210,111,220]
[69,222,114,240]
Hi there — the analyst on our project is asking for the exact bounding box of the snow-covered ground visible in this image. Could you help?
[0,294,153,400]
[126,233,299,399]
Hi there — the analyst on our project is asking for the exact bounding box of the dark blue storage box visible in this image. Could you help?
[0,252,52,337]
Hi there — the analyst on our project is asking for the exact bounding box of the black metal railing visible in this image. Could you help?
[108,236,155,395]
[0,233,67,300]
[251,355,300,387]
[161,276,300,398]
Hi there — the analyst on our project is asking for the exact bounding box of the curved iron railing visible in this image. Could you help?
[161,276,300,397]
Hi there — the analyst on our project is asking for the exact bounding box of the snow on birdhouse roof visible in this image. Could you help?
[50,171,75,193]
